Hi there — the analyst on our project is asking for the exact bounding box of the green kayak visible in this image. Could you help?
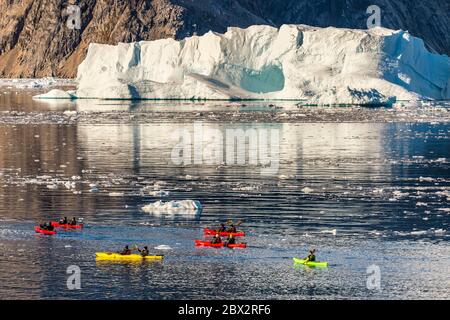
[293,257,328,267]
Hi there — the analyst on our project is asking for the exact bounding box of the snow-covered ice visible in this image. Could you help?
[320,229,337,235]
[66,24,450,105]
[154,245,172,250]
[33,89,75,99]
[0,78,74,88]
[301,187,314,194]
[149,190,170,197]
[141,200,202,214]
[108,192,124,197]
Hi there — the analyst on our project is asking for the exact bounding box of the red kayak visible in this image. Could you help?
[194,240,246,248]
[34,226,56,235]
[203,228,245,237]
[50,221,83,229]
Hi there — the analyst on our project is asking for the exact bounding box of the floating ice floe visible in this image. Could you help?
[393,190,409,196]
[149,190,170,197]
[231,185,259,191]
[154,245,172,250]
[108,192,125,197]
[419,177,435,182]
[33,89,75,99]
[301,187,314,194]
[279,175,295,180]
[410,230,427,236]
[416,202,428,207]
[63,111,78,116]
[395,229,446,237]
[320,229,337,235]
[141,200,202,214]
[64,181,76,189]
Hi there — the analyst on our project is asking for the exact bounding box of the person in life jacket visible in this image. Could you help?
[211,233,222,244]
[120,245,132,255]
[138,246,150,257]
[45,222,55,231]
[225,234,236,245]
[304,249,316,262]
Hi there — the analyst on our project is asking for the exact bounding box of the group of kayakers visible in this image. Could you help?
[38,216,78,231]
[119,245,151,257]
[207,221,319,262]
[58,216,78,226]
[209,222,241,246]
[38,222,55,231]
[216,223,237,233]
[211,233,236,245]
[36,216,321,263]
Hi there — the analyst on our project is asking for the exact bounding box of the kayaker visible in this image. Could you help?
[218,223,226,232]
[211,233,222,244]
[70,217,77,225]
[138,246,150,257]
[120,245,132,255]
[60,217,68,224]
[227,224,237,233]
[225,234,236,245]
[46,222,55,231]
[304,249,316,262]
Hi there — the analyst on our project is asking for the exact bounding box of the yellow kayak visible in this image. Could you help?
[95,252,164,261]
[293,257,328,267]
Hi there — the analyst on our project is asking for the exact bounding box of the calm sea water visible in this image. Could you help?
[0,88,449,299]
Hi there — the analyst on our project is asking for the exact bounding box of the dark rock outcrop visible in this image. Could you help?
[0,0,448,78]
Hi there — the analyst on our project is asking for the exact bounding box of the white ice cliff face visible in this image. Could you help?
[74,24,450,104]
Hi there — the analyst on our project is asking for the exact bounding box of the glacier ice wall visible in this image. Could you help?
[75,24,450,104]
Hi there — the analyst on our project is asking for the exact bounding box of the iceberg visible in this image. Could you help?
[63,25,450,104]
